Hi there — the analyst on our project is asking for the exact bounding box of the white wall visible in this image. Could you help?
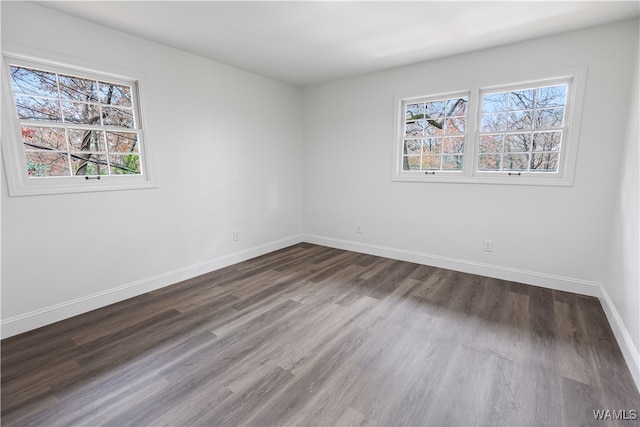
[1,2,303,337]
[603,47,640,386]
[302,19,638,293]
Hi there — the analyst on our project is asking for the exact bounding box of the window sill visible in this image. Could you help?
[392,172,574,187]
[6,177,158,197]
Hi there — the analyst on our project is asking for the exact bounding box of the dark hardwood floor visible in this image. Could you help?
[2,243,639,426]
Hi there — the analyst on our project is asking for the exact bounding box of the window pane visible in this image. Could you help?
[478,154,501,171]
[15,96,61,121]
[403,156,420,171]
[62,101,100,124]
[403,139,421,155]
[446,98,467,116]
[533,131,561,152]
[443,137,464,154]
[25,151,70,177]
[406,120,424,137]
[482,93,507,113]
[509,89,535,110]
[421,155,440,170]
[98,82,132,107]
[505,133,531,152]
[107,131,139,153]
[507,110,533,130]
[481,113,506,132]
[21,126,67,151]
[10,66,58,98]
[503,154,529,171]
[68,129,105,152]
[405,103,424,120]
[102,107,134,128]
[534,107,564,128]
[537,85,567,108]
[58,74,98,102]
[425,100,444,119]
[422,138,441,154]
[424,118,444,135]
[531,152,559,172]
[445,117,465,134]
[479,134,503,153]
[71,154,108,176]
[442,155,463,170]
[109,154,141,175]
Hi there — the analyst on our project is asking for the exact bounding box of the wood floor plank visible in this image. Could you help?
[243,326,370,427]
[2,243,638,427]
[188,365,294,427]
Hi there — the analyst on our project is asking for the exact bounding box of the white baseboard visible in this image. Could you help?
[0,234,304,339]
[598,285,640,392]
[303,234,601,296]
[303,233,640,393]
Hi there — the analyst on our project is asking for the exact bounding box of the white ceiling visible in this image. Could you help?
[34,1,640,87]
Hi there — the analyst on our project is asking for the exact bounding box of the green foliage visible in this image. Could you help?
[27,161,47,177]
[86,163,109,176]
[112,154,140,175]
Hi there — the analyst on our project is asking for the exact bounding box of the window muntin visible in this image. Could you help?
[10,64,143,178]
[402,94,468,172]
[477,82,568,174]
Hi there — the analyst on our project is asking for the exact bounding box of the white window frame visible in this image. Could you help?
[392,66,587,186]
[2,43,157,196]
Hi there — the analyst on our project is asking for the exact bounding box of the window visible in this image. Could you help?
[401,93,468,173]
[478,81,567,174]
[392,67,586,186]
[2,48,155,196]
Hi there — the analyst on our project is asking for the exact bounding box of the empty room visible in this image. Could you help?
[1,1,639,426]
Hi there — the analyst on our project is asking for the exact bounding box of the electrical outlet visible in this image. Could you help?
[356,224,363,234]
[484,239,493,252]
[233,231,240,242]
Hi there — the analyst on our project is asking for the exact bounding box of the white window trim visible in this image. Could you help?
[2,42,157,196]
[391,66,587,186]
